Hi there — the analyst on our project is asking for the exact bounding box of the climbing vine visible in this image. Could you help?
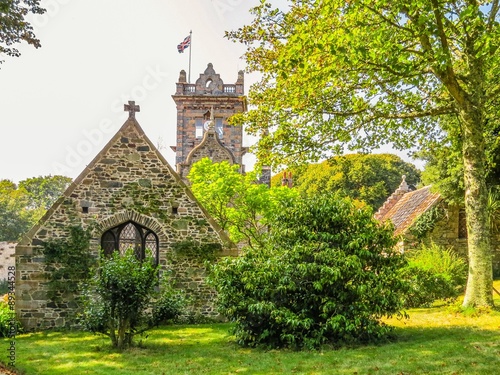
[42,226,96,302]
[172,239,222,261]
[409,205,445,240]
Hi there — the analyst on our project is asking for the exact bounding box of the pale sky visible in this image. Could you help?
[0,0,262,183]
[0,0,422,184]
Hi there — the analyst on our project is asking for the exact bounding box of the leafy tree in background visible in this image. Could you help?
[0,175,71,241]
[19,175,72,210]
[187,158,299,249]
[210,194,408,349]
[271,154,420,211]
[0,180,32,241]
[228,0,500,308]
[0,0,45,66]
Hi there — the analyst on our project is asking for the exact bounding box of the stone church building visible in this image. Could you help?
[15,64,244,330]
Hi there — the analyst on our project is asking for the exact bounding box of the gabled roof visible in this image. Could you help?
[19,103,235,252]
[377,185,441,235]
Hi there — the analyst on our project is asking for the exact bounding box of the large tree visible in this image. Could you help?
[229,0,500,307]
[0,0,45,66]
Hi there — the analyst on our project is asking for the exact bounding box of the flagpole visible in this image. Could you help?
[188,30,192,83]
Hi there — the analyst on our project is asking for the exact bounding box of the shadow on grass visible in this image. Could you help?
[4,323,500,375]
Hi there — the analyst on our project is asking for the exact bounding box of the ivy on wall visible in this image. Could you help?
[42,226,96,303]
[172,240,222,261]
[409,205,446,240]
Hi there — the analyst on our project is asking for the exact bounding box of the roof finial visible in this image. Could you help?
[398,175,409,192]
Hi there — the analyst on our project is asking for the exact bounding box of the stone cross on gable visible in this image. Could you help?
[124,100,140,118]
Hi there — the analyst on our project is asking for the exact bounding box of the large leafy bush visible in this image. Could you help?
[80,250,185,349]
[403,242,467,307]
[210,194,408,349]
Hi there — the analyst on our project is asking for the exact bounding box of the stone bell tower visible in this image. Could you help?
[171,63,247,181]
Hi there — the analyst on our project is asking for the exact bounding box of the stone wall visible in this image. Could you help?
[402,203,500,275]
[16,118,236,331]
[0,242,16,281]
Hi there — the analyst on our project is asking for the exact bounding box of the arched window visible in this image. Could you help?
[101,221,159,264]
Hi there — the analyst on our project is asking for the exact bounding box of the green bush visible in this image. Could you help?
[0,297,22,338]
[210,194,409,349]
[0,280,8,295]
[403,242,467,308]
[80,249,185,349]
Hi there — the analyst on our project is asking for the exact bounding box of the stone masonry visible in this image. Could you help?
[171,63,247,181]
[15,106,237,331]
[0,242,15,282]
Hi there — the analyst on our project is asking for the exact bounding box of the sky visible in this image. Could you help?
[0,0,263,183]
[0,0,422,184]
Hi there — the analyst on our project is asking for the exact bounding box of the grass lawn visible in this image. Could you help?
[2,282,500,375]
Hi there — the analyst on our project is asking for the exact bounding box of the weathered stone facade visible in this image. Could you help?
[15,108,236,331]
[0,242,15,282]
[171,63,247,181]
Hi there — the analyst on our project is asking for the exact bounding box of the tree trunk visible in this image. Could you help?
[109,317,117,347]
[117,318,129,349]
[461,109,494,308]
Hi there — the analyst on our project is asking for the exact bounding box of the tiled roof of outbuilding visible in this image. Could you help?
[377,186,441,235]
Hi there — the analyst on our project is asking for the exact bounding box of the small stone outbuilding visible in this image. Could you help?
[15,103,237,330]
[375,177,500,275]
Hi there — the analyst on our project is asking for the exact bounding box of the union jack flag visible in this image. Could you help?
[177,35,191,53]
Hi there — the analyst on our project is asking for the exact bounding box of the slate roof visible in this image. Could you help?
[377,186,442,235]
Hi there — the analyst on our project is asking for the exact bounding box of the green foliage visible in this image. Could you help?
[403,243,468,308]
[42,226,95,303]
[409,204,445,240]
[188,158,299,248]
[81,249,185,349]
[419,112,500,205]
[0,180,32,241]
[0,297,22,338]
[0,280,8,295]
[210,194,408,349]
[172,239,222,261]
[0,0,45,66]
[0,176,70,241]
[228,0,499,307]
[272,154,421,210]
[19,175,71,210]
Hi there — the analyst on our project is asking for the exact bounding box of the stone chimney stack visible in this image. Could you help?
[281,171,293,188]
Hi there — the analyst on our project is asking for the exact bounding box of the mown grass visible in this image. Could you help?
[3,282,500,375]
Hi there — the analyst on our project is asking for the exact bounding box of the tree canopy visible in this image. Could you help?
[272,153,421,210]
[228,0,500,307]
[0,175,71,241]
[0,0,45,66]
[187,158,299,249]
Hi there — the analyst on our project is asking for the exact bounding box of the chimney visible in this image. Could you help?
[281,171,293,188]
